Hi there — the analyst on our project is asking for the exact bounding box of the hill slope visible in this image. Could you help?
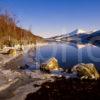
[0,12,45,46]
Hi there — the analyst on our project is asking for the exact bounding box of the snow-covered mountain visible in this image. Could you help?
[48,29,87,41]
[47,29,100,43]
[68,29,86,36]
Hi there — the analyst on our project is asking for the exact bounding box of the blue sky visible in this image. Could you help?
[0,0,100,37]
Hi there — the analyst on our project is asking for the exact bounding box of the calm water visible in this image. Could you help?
[35,42,100,69]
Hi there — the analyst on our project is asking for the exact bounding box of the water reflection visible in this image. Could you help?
[35,42,100,70]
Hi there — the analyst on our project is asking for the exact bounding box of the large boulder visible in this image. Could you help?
[72,63,99,79]
[40,57,61,72]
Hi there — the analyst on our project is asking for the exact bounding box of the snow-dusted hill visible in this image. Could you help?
[47,29,100,44]
[47,29,87,41]
[68,29,86,36]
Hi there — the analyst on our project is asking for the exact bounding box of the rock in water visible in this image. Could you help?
[40,57,60,72]
[72,63,99,79]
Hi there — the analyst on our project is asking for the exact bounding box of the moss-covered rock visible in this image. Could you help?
[72,63,99,79]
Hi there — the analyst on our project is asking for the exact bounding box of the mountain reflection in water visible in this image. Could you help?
[35,42,100,70]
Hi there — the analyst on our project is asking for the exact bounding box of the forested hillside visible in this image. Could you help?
[0,12,45,47]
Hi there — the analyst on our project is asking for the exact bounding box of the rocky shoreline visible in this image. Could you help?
[0,46,100,100]
[0,44,54,100]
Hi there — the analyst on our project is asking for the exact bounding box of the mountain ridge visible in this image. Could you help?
[47,29,100,44]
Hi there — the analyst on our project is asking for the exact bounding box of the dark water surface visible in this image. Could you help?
[36,42,100,69]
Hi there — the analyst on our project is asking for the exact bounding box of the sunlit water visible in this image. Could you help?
[35,42,100,70]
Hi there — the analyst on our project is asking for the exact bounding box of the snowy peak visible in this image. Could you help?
[74,29,86,34]
[69,29,86,36]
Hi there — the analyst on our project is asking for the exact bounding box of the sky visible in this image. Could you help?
[0,0,100,38]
